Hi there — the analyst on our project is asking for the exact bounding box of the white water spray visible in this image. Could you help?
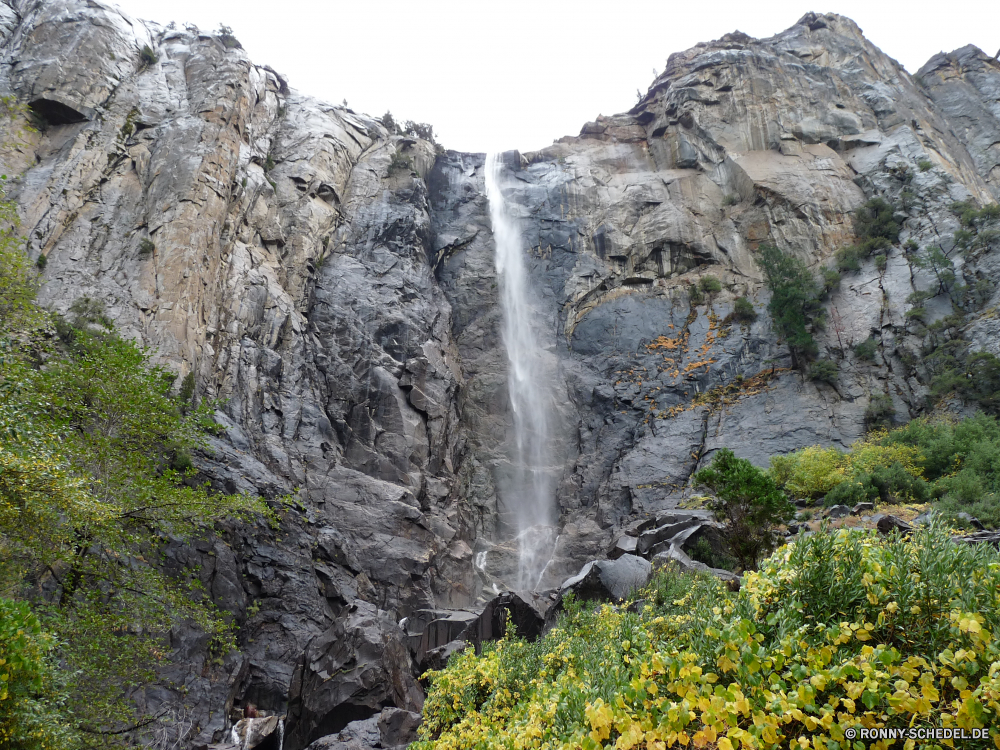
[485,152,556,589]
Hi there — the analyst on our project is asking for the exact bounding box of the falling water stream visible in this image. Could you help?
[485,153,556,589]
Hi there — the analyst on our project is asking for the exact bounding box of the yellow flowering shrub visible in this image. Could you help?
[769,446,847,499]
[414,526,1000,750]
[843,431,924,479]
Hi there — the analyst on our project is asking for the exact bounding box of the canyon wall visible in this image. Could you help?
[1,1,998,746]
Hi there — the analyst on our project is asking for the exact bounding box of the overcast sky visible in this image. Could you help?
[107,0,999,153]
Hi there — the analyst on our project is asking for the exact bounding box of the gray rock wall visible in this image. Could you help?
[1,2,998,747]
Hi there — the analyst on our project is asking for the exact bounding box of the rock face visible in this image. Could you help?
[1,3,999,748]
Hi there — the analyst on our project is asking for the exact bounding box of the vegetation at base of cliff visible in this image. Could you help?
[693,449,795,571]
[769,413,1000,528]
[0,174,271,744]
[414,525,1000,750]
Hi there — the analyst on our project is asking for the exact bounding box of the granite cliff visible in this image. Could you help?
[0,1,998,747]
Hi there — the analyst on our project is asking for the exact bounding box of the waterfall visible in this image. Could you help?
[484,152,556,590]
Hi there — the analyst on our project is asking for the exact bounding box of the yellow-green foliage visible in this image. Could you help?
[769,432,924,501]
[0,598,73,749]
[769,446,846,499]
[414,526,1000,750]
[845,430,923,479]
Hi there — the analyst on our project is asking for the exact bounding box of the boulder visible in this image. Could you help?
[957,512,986,530]
[285,601,423,750]
[637,518,700,555]
[404,609,478,665]
[607,534,639,559]
[827,505,851,519]
[876,515,913,535]
[226,716,284,750]
[559,554,652,602]
[955,530,1000,546]
[851,502,874,515]
[462,590,556,648]
[419,639,467,673]
[377,707,422,747]
[304,716,380,750]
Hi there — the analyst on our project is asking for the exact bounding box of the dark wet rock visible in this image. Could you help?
[377,707,422,748]
[637,519,701,555]
[560,554,652,602]
[285,601,423,750]
[304,716,380,750]
[877,515,914,535]
[404,609,478,665]
[608,533,639,559]
[463,590,557,648]
[419,640,467,673]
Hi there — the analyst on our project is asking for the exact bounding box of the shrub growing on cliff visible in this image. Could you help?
[808,358,837,385]
[864,393,895,429]
[854,336,877,361]
[0,235,272,743]
[139,44,158,67]
[730,295,757,324]
[855,197,900,250]
[693,448,794,570]
[698,275,722,294]
[757,244,822,368]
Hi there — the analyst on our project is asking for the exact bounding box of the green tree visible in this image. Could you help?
[0,170,271,742]
[0,598,75,750]
[693,448,795,571]
[1,330,270,738]
[757,244,822,368]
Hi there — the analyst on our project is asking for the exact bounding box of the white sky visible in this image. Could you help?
[107,0,999,153]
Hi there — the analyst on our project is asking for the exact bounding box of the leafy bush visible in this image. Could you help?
[34,253,46,270]
[884,413,1000,527]
[138,237,155,256]
[835,244,862,273]
[688,282,703,305]
[930,350,1000,414]
[693,448,794,570]
[864,393,895,429]
[687,537,737,571]
[917,159,934,172]
[808,358,837,385]
[380,110,400,135]
[854,337,877,361]
[757,244,822,368]
[769,445,846,500]
[698,275,722,294]
[730,296,757,324]
[415,526,1000,750]
[0,599,74,749]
